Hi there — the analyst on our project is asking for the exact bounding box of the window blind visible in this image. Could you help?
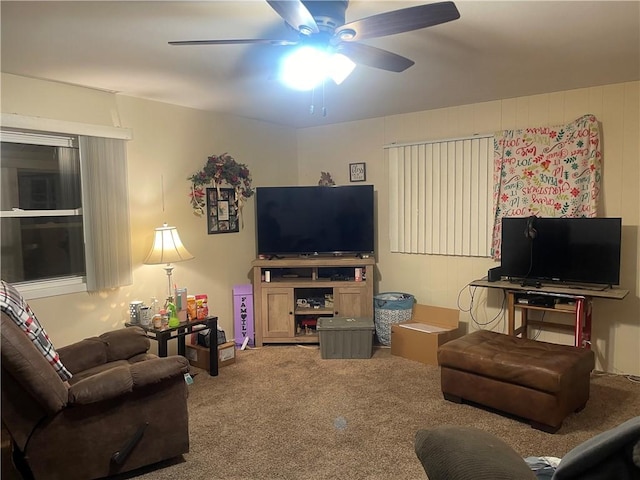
[79,136,133,291]
[386,135,494,257]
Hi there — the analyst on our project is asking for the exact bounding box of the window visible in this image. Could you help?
[1,132,87,294]
[1,115,134,299]
[386,134,494,257]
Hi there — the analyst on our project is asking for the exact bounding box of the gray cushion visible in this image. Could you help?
[415,426,536,480]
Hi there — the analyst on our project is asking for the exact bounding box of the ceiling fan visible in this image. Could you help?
[169,1,460,74]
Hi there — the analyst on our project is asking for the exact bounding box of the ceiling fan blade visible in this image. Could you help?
[267,0,319,34]
[169,39,297,46]
[338,43,415,73]
[335,1,460,42]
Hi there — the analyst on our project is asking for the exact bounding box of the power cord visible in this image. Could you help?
[457,283,506,330]
[592,369,640,384]
[530,311,545,340]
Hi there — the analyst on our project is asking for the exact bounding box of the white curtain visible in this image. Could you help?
[79,136,132,291]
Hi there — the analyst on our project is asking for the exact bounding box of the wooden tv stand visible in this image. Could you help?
[469,278,629,349]
[252,256,375,346]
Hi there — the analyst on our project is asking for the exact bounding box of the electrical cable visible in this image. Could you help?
[591,370,640,384]
[519,216,538,287]
[457,282,506,330]
[519,236,536,287]
[531,311,545,340]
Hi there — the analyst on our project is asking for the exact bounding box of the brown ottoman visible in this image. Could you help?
[438,330,595,433]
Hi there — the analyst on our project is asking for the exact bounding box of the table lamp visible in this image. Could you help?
[144,223,194,303]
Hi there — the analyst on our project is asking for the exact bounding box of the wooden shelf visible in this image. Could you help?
[252,257,375,347]
[295,307,334,315]
[515,303,576,314]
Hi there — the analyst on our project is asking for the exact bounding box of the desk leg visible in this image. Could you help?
[575,298,584,348]
[584,299,592,349]
[521,309,528,339]
[157,331,170,357]
[575,297,592,349]
[177,328,186,357]
[207,317,219,377]
[507,292,516,336]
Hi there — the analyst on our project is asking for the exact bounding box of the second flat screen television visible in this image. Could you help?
[500,217,622,286]
[256,185,374,257]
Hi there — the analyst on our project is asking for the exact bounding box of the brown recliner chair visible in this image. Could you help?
[1,312,191,480]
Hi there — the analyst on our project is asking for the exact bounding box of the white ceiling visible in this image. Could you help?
[2,1,639,129]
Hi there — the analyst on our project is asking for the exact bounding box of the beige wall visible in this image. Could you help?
[298,82,640,375]
[2,73,638,374]
[1,73,298,355]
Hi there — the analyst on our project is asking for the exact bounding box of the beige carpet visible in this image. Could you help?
[121,344,639,480]
[3,345,638,479]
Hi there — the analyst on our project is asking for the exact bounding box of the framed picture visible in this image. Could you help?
[206,187,239,234]
[349,162,366,182]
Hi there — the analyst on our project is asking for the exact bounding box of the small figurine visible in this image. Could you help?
[318,172,335,186]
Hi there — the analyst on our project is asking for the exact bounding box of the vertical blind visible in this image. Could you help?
[79,136,133,291]
[386,135,494,257]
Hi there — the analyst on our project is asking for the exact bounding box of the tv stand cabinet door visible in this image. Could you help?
[334,286,371,319]
[261,287,294,338]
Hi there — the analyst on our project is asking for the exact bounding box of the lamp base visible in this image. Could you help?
[164,264,175,306]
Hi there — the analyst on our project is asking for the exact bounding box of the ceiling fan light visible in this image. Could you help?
[328,53,356,85]
[280,46,328,91]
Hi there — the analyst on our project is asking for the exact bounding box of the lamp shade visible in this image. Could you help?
[144,224,194,265]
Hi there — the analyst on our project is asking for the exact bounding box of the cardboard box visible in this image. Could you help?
[390,304,462,366]
[185,341,236,371]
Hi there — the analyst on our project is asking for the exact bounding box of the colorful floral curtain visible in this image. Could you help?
[491,114,602,259]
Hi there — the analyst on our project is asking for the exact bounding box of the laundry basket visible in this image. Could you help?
[373,292,415,345]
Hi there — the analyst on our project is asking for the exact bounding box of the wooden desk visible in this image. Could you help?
[469,279,629,348]
[126,316,219,376]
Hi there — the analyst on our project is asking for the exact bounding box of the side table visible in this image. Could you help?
[126,316,219,376]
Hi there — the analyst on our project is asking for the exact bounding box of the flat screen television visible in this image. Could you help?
[500,217,622,287]
[255,185,374,257]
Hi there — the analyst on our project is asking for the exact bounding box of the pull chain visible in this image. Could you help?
[309,83,327,117]
[161,175,165,213]
[322,80,327,117]
[310,87,315,115]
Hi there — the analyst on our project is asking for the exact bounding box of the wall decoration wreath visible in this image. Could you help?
[188,153,254,225]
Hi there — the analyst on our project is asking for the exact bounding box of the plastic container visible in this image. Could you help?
[159,308,169,329]
[167,302,180,328]
[150,297,159,315]
[317,317,375,359]
[196,294,208,320]
[373,292,415,345]
[129,300,143,324]
[140,306,152,326]
[187,295,196,321]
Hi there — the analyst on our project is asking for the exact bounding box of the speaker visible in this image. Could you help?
[488,266,502,282]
